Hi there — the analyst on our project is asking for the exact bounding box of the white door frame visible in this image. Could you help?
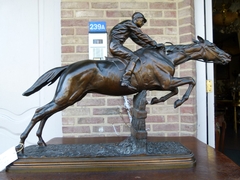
[195,0,215,147]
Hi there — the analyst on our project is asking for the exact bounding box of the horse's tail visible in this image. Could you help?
[22,65,68,96]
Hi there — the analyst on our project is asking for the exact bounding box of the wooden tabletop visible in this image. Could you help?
[1,136,240,180]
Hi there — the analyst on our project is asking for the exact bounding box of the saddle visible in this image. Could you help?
[105,56,128,71]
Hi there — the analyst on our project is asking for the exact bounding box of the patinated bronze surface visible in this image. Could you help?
[3,137,240,178]
[16,139,191,158]
[8,140,195,172]
[10,91,195,172]
[131,90,148,139]
[11,90,196,171]
[109,12,164,90]
[15,35,231,153]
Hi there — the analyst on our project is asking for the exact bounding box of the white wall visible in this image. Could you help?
[0,0,62,154]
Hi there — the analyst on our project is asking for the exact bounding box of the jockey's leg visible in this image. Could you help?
[121,56,138,91]
[110,42,139,91]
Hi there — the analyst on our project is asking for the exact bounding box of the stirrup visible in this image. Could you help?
[121,80,137,91]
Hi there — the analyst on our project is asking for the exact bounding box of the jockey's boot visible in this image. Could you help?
[121,61,137,91]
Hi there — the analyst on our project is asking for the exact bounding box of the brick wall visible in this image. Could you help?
[61,0,197,138]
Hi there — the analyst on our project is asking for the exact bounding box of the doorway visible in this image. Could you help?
[213,0,240,165]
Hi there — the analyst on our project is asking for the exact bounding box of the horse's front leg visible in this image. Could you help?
[151,87,178,104]
[169,77,196,108]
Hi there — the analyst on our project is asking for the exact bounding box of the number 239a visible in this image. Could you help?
[90,24,106,31]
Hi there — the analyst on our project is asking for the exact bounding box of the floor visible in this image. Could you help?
[223,120,240,166]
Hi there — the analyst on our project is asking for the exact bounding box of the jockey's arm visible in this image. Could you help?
[128,21,157,46]
[130,33,165,50]
[130,33,151,47]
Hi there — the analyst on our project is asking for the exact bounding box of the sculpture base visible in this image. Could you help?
[7,137,196,172]
[8,154,195,173]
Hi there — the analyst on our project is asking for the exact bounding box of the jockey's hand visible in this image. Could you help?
[155,43,165,48]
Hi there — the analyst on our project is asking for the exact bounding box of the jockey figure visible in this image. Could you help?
[109,12,164,91]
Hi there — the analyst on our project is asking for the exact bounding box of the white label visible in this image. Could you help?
[0,147,18,171]
[93,47,104,59]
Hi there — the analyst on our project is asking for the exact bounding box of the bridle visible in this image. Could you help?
[196,42,222,64]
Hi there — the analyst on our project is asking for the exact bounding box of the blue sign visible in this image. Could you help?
[89,21,107,33]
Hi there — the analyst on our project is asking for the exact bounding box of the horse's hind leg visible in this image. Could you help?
[16,117,39,153]
[34,90,88,147]
[15,102,55,152]
[16,100,70,153]
[36,119,47,146]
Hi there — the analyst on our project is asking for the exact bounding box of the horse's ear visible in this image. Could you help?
[197,36,205,43]
[192,39,198,44]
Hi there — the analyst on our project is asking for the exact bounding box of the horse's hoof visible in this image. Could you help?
[15,143,24,153]
[37,140,47,147]
[174,100,182,108]
[151,97,158,104]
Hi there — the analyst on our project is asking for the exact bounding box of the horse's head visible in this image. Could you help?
[195,36,231,65]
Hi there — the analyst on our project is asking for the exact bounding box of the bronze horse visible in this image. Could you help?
[16,36,230,152]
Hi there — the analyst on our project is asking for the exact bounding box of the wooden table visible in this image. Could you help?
[1,136,240,180]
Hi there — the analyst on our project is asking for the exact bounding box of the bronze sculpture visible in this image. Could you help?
[15,35,231,153]
[109,12,164,91]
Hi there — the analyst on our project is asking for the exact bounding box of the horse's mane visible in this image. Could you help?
[165,39,199,54]
[133,39,201,56]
